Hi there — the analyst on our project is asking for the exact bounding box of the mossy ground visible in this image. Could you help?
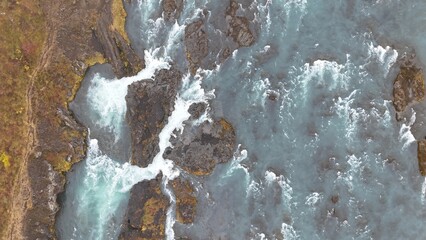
[0,0,46,236]
[111,0,130,43]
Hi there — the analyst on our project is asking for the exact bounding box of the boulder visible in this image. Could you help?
[126,67,182,167]
[392,66,425,119]
[164,103,237,175]
[162,0,183,21]
[171,177,197,224]
[184,20,208,74]
[120,174,169,239]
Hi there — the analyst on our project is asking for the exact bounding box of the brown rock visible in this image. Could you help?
[392,66,425,118]
[171,178,197,224]
[120,174,169,239]
[162,0,183,21]
[226,0,255,48]
[184,20,208,74]
[417,140,426,176]
[164,105,237,175]
[126,67,182,167]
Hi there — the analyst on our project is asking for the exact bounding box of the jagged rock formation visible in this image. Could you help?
[183,0,256,74]
[185,19,209,74]
[226,0,255,48]
[162,0,183,21]
[126,67,182,167]
[120,174,169,240]
[391,55,426,176]
[122,68,237,236]
[0,0,143,238]
[393,66,425,119]
[122,67,182,238]
[171,177,197,224]
[164,114,236,176]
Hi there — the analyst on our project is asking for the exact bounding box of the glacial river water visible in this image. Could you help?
[57,0,426,239]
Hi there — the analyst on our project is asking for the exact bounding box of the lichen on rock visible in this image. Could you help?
[171,177,197,224]
[120,174,169,240]
[392,66,425,119]
[164,103,237,176]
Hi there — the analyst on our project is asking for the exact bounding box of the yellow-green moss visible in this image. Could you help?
[111,0,130,43]
[0,152,11,169]
[53,159,71,173]
[85,52,107,67]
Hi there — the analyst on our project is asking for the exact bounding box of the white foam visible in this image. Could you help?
[367,43,398,77]
[305,192,322,207]
[87,51,169,140]
[422,178,426,205]
[399,110,416,150]
[281,222,299,240]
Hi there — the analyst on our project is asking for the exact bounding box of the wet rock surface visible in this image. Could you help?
[164,116,237,176]
[120,174,169,240]
[417,140,426,176]
[126,67,182,167]
[171,177,197,224]
[121,67,182,238]
[392,64,425,119]
[226,0,255,48]
[163,0,183,21]
[185,19,209,74]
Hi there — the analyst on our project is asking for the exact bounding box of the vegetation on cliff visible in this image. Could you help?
[0,0,141,238]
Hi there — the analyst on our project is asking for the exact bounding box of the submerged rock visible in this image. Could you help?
[417,140,426,176]
[392,66,425,119]
[164,104,237,175]
[162,0,183,21]
[126,67,182,167]
[226,0,255,48]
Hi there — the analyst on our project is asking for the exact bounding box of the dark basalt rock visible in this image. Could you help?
[121,67,182,238]
[126,67,182,167]
[184,19,209,74]
[164,103,237,176]
[162,0,183,21]
[120,174,169,240]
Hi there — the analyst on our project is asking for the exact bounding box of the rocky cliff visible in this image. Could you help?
[0,0,142,239]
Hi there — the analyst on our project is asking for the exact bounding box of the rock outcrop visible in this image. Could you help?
[226,0,255,48]
[164,115,237,176]
[126,67,182,167]
[185,19,209,74]
[121,67,182,238]
[0,0,143,238]
[120,174,169,240]
[392,66,425,119]
[171,177,197,224]
[162,0,183,21]
[123,69,237,237]
[418,140,426,176]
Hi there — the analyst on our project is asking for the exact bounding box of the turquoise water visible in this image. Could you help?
[57,0,426,239]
